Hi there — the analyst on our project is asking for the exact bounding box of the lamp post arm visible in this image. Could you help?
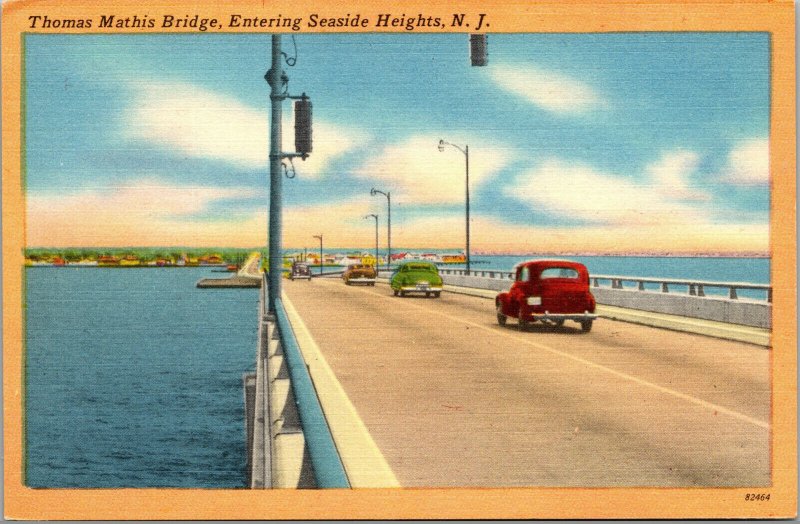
[439,139,467,156]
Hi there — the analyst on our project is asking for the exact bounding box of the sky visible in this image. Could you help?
[24,32,770,254]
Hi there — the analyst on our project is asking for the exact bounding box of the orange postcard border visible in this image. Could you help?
[2,0,796,520]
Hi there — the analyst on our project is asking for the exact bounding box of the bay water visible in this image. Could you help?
[25,267,258,488]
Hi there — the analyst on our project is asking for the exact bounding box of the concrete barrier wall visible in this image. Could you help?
[436,273,771,329]
[441,274,512,293]
[591,288,771,329]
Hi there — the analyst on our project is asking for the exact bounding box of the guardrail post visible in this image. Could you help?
[661,283,669,293]
[689,284,696,296]
[697,284,705,297]
[729,287,738,300]
[767,288,772,303]
[638,280,645,291]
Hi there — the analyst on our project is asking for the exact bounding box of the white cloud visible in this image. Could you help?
[26,179,264,247]
[281,116,371,179]
[127,83,266,169]
[721,138,769,185]
[393,213,768,255]
[487,63,604,115]
[29,179,253,217]
[25,180,768,254]
[354,135,513,204]
[126,82,368,176]
[504,158,708,226]
[647,150,710,201]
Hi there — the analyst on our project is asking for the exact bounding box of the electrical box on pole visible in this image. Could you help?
[470,34,487,66]
[294,94,312,157]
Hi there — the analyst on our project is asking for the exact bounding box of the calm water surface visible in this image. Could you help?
[25,267,258,487]
[471,255,770,283]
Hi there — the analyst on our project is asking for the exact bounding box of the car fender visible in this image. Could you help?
[496,292,512,315]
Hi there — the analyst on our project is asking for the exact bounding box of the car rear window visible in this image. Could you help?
[406,263,436,271]
[540,267,580,279]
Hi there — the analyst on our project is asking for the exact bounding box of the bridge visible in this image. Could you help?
[242,260,771,489]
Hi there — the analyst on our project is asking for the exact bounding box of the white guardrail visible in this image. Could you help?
[434,269,772,329]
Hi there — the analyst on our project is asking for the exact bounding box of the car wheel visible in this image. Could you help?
[496,303,507,326]
[554,319,565,328]
[581,320,593,333]
[393,289,399,296]
[433,292,440,298]
[399,290,406,297]
[518,309,530,331]
[425,292,431,298]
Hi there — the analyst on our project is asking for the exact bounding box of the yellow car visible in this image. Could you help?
[342,264,376,286]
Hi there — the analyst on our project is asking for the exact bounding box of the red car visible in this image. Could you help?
[496,260,597,332]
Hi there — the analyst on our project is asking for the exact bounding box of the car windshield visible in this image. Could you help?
[540,267,580,279]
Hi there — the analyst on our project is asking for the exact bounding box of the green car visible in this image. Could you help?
[390,262,443,298]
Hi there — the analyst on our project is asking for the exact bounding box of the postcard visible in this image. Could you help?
[2,0,796,519]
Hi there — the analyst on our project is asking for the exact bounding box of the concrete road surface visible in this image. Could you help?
[283,277,770,488]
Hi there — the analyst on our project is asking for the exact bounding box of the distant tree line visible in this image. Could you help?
[25,247,264,265]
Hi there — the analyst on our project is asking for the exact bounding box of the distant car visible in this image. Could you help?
[495,260,597,332]
[390,262,443,298]
[289,262,311,280]
[343,264,376,286]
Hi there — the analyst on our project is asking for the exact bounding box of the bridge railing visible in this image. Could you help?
[437,269,771,303]
[590,274,772,303]
[439,268,515,280]
[258,273,350,488]
[273,296,350,488]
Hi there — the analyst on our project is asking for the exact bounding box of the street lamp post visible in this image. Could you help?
[264,35,286,312]
[313,234,323,275]
[370,188,391,270]
[364,214,378,270]
[264,35,311,312]
[438,139,471,274]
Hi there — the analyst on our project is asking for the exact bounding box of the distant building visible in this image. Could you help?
[97,255,120,266]
[441,254,466,264]
[199,254,224,265]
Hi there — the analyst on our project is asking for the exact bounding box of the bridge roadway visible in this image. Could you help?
[282,277,770,488]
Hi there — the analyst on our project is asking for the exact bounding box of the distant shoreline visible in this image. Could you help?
[25,247,770,259]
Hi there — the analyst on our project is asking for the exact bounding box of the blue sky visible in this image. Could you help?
[25,32,770,253]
